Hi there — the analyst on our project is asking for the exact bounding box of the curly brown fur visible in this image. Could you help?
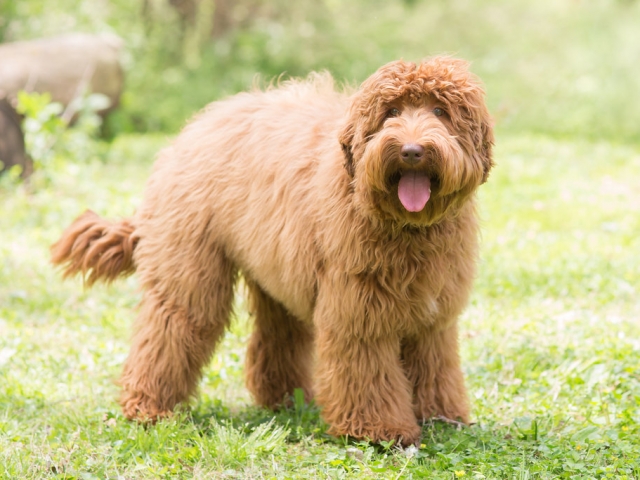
[51,210,137,286]
[52,56,493,447]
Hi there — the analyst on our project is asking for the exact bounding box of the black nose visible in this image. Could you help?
[401,143,424,165]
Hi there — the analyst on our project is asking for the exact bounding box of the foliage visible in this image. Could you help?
[1,132,639,477]
[16,92,66,171]
[14,91,108,181]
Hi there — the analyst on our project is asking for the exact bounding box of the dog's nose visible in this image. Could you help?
[401,143,425,165]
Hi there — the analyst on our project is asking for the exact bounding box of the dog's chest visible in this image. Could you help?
[380,250,445,311]
[355,229,472,332]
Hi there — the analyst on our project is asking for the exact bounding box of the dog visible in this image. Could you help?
[51,56,494,446]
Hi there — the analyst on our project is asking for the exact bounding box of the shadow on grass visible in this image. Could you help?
[189,391,332,444]
[189,391,477,452]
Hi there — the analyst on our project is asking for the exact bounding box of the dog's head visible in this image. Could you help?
[339,56,494,227]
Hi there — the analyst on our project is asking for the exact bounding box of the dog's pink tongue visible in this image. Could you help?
[398,171,431,212]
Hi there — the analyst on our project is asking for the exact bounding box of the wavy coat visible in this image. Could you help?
[52,56,493,446]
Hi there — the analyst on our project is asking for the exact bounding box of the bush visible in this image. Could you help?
[15,91,107,180]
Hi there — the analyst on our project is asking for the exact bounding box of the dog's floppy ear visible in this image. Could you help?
[479,114,494,184]
[339,86,371,179]
[431,56,494,184]
[339,59,416,178]
[339,119,356,177]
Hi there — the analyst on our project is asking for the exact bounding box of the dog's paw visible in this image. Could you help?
[330,422,421,448]
[120,392,173,423]
[414,403,469,427]
[419,414,469,430]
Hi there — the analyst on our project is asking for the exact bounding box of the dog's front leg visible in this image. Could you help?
[401,322,470,425]
[313,285,420,446]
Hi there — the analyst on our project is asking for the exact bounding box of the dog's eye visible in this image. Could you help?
[433,107,445,117]
[387,108,401,118]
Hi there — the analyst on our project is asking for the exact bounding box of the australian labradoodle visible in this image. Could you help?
[52,56,494,446]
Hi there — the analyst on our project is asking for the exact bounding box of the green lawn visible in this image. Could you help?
[1,131,639,478]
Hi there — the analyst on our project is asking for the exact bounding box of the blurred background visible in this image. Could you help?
[1,0,639,142]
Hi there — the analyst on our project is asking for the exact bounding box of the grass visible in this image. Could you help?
[1,128,639,478]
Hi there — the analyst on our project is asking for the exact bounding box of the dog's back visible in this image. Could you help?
[52,74,351,319]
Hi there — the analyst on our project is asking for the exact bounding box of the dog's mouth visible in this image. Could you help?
[388,170,440,212]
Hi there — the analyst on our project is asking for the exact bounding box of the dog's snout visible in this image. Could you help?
[401,143,424,165]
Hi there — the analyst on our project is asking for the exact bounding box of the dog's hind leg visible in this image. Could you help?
[118,245,237,421]
[244,280,314,409]
[401,323,470,425]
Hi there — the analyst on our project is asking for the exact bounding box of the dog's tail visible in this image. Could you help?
[51,210,138,286]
